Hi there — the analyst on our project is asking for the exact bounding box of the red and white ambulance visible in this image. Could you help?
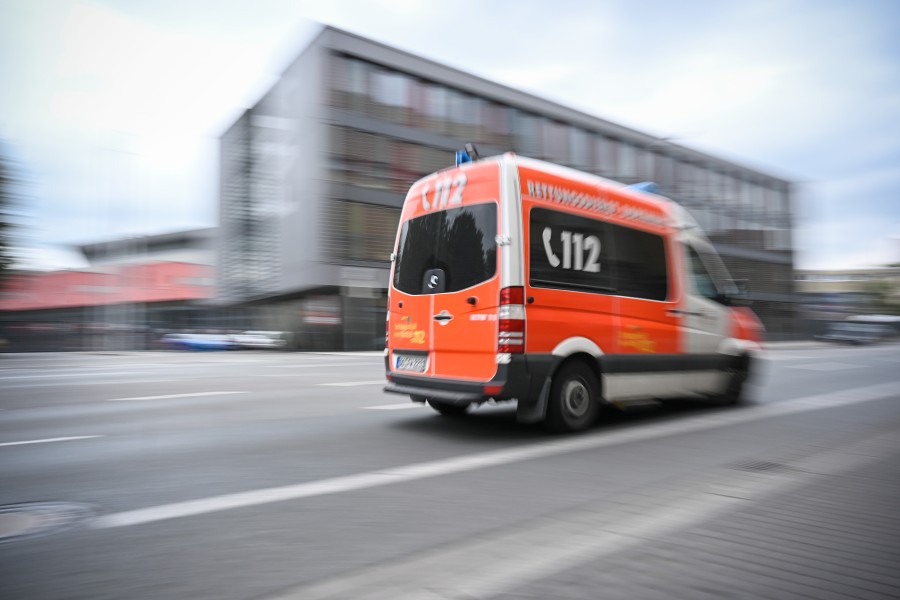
[384,150,763,432]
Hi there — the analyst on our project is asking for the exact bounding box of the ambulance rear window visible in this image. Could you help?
[393,202,497,295]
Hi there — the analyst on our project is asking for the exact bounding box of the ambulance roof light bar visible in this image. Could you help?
[455,143,480,167]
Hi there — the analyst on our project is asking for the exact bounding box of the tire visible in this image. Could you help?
[719,358,750,405]
[545,361,600,433]
[426,399,470,417]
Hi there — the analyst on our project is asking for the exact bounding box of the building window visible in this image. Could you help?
[568,127,590,170]
[654,153,674,189]
[594,136,615,176]
[513,110,541,156]
[542,119,568,164]
[331,55,369,113]
[425,84,448,133]
[325,201,401,263]
[617,142,637,181]
[634,147,653,181]
[484,102,513,148]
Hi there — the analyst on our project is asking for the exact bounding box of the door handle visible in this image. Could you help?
[433,310,454,325]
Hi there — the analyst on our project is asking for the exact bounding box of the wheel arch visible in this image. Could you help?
[517,337,606,425]
[550,337,605,390]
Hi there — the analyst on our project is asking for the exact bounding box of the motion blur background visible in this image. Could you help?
[2,0,899,352]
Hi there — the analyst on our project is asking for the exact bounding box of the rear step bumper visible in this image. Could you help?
[382,383,482,404]
[384,355,549,406]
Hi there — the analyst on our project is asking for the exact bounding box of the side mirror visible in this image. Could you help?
[723,279,751,306]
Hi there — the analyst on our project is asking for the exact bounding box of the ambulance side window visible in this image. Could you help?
[687,244,741,304]
[529,208,614,293]
[609,226,668,301]
[686,245,719,300]
[529,208,669,300]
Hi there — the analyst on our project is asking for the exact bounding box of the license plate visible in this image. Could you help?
[395,354,427,373]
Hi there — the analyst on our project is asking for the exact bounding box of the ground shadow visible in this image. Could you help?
[389,393,760,443]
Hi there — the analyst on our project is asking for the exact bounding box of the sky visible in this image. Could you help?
[1,0,899,271]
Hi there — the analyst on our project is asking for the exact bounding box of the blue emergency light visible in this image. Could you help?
[628,181,660,194]
[456,143,480,166]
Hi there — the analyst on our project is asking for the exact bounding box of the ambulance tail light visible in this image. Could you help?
[498,286,525,354]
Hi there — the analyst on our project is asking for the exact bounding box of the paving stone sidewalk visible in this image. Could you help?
[497,440,900,600]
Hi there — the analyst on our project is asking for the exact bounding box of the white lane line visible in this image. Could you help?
[0,372,137,381]
[791,362,860,371]
[763,354,813,361]
[251,373,316,378]
[268,363,369,369]
[91,381,900,530]
[106,391,247,402]
[318,380,385,387]
[363,403,424,410]
[304,352,383,357]
[6,379,186,390]
[0,435,102,447]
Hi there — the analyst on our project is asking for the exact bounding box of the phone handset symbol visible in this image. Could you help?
[542,227,560,267]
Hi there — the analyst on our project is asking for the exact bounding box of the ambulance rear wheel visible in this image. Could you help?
[545,361,600,433]
[426,399,470,417]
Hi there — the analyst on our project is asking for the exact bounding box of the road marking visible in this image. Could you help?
[305,352,383,357]
[318,380,385,387]
[106,391,247,402]
[268,363,367,369]
[91,381,899,530]
[251,373,316,378]
[763,354,812,361]
[0,436,102,447]
[363,402,424,410]
[5,379,184,390]
[0,372,136,381]
[791,362,860,371]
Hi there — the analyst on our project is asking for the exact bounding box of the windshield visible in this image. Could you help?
[393,202,497,295]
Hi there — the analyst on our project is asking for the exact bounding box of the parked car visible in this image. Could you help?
[817,322,891,345]
[231,331,287,349]
[160,333,234,351]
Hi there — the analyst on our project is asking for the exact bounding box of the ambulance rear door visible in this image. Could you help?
[389,161,503,382]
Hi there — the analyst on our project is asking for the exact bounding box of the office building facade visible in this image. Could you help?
[219,26,797,349]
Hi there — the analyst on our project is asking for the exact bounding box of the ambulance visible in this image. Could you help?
[383,148,763,432]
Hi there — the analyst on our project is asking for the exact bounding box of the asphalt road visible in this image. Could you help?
[1,342,899,599]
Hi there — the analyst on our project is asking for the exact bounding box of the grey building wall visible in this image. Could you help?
[218,111,252,304]
[276,35,331,293]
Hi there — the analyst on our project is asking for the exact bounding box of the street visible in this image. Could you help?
[1,343,899,599]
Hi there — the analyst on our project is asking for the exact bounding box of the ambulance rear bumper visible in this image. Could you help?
[382,383,483,404]
[383,355,544,405]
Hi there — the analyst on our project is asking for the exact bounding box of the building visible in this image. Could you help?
[0,228,218,351]
[218,26,798,349]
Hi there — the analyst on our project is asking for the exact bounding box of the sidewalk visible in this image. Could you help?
[496,428,900,600]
